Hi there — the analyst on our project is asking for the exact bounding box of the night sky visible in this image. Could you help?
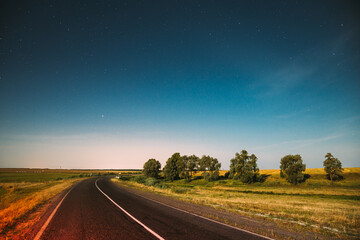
[1,1,359,169]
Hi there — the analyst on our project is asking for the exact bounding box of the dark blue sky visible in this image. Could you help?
[1,0,359,169]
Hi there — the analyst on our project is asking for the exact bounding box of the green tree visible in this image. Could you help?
[280,154,306,185]
[323,153,343,184]
[199,155,221,181]
[182,154,199,182]
[163,153,184,181]
[142,158,161,178]
[229,150,260,183]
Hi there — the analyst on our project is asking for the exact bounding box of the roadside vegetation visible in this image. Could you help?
[113,151,360,239]
[0,169,126,239]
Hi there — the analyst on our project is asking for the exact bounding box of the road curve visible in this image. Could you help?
[37,177,270,240]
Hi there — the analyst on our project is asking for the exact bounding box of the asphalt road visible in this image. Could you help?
[38,177,270,240]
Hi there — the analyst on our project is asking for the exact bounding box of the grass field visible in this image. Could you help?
[0,168,132,238]
[113,168,360,239]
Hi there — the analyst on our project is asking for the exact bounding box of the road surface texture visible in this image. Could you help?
[37,177,271,240]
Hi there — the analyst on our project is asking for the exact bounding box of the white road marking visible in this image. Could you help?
[95,179,165,240]
[118,182,275,240]
[33,185,75,240]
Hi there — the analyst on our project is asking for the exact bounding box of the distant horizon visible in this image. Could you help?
[1,163,359,171]
[1,166,359,171]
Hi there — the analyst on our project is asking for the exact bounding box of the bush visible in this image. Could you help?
[326,173,343,181]
[258,174,270,183]
[134,175,147,184]
[202,170,220,182]
[145,178,159,186]
[118,176,131,181]
[154,182,169,189]
[203,172,211,181]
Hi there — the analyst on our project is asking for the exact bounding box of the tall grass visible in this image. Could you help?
[0,170,98,237]
[0,180,78,234]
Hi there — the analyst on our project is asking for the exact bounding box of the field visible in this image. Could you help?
[113,168,360,239]
[0,168,133,239]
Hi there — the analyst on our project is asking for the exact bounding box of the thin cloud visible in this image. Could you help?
[254,65,316,97]
[275,107,313,119]
[252,134,343,151]
[250,31,356,98]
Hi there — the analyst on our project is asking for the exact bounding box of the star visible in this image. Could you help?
[101,114,104,118]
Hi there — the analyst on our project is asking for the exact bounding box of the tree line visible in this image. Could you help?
[142,151,343,185]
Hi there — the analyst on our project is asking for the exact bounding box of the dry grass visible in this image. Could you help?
[0,168,138,238]
[0,179,79,235]
[113,168,360,238]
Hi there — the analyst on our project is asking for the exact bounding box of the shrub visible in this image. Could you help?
[145,177,159,186]
[118,176,131,181]
[154,182,169,189]
[203,172,211,181]
[258,174,270,183]
[134,175,147,184]
[326,173,343,181]
[239,170,256,183]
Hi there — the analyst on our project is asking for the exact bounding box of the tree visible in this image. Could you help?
[182,154,199,182]
[142,158,161,178]
[323,153,343,184]
[199,155,221,181]
[163,153,184,181]
[280,154,306,185]
[229,150,260,183]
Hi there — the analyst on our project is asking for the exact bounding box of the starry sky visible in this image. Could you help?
[0,0,359,169]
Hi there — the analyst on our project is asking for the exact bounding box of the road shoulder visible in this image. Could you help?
[18,180,83,240]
